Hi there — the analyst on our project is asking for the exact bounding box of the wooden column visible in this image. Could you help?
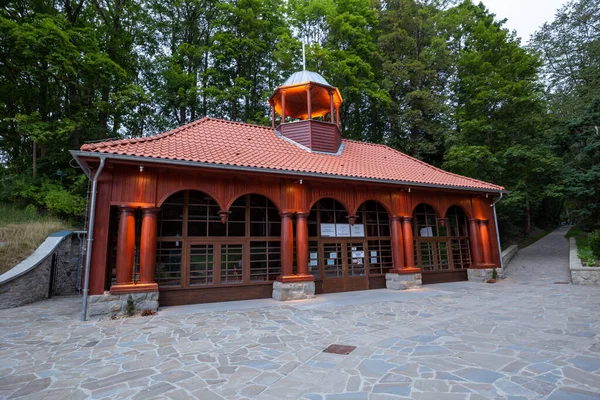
[400,216,420,272]
[295,212,313,280]
[479,219,493,266]
[281,91,286,124]
[307,86,312,120]
[111,206,136,293]
[468,218,482,267]
[88,169,113,295]
[270,101,275,128]
[138,207,159,291]
[336,107,340,128]
[329,91,335,123]
[278,212,294,281]
[389,216,405,273]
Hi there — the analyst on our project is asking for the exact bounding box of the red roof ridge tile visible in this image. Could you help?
[204,117,275,131]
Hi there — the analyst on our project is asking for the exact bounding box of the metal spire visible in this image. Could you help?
[302,38,306,71]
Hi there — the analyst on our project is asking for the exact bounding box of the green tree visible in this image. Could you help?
[379,0,452,164]
[532,0,600,230]
[442,1,561,236]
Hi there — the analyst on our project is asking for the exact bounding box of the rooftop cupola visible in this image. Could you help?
[269,70,343,153]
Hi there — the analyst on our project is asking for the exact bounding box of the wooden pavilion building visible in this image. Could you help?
[72,70,505,315]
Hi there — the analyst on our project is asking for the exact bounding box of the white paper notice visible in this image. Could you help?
[350,224,365,237]
[336,224,351,237]
[329,252,337,259]
[309,252,318,259]
[327,259,335,265]
[309,259,318,266]
[420,227,433,237]
[351,251,365,258]
[321,223,336,237]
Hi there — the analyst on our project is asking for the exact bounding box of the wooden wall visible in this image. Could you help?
[85,160,502,295]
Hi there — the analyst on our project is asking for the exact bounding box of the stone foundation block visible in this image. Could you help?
[385,273,422,290]
[87,290,159,318]
[272,281,315,301]
[467,268,504,282]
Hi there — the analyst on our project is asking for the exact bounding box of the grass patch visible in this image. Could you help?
[0,204,70,275]
[565,226,597,267]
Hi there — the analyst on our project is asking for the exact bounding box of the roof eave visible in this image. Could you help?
[70,151,507,194]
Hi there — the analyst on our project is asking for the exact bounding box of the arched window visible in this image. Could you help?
[413,203,441,238]
[446,206,471,269]
[155,191,281,288]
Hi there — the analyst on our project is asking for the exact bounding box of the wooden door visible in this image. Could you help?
[322,242,345,293]
[346,242,368,291]
[321,241,369,293]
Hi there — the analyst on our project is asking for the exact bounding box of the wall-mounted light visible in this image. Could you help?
[139,165,144,172]
[300,179,303,184]
[408,187,411,193]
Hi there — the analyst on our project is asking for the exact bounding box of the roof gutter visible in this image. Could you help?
[80,155,106,321]
[491,192,504,270]
[69,150,507,195]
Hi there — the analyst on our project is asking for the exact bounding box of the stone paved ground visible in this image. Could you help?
[1,227,600,399]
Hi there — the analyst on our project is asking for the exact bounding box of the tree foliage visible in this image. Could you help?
[0,0,597,239]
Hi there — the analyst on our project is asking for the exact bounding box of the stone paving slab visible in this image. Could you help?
[1,227,600,399]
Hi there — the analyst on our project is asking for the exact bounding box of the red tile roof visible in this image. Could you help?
[80,117,503,191]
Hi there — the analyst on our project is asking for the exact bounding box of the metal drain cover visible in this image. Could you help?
[323,344,356,355]
[554,282,569,284]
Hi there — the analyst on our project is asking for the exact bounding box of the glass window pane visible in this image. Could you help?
[250,241,281,282]
[187,221,207,237]
[155,241,182,287]
[348,243,366,276]
[228,222,246,237]
[160,221,183,237]
[221,244,243,284]
[208,221,226,236]
[308,241,320,278]
[368,239,393,275]
[190,245,214,286]
[323,243,343,278]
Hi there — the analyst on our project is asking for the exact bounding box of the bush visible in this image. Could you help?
[125,295,135,316]
[43,185,86,217]
[589,230,600,259]
[1,175,86,221]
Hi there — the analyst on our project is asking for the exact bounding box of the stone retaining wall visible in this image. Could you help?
[0,231,81,310]
[87,291,159,318]
[569,237,600,285]
[502,245,519,266]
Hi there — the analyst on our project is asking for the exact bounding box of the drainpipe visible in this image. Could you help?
[491,192,504,270]
[81,156,106,321]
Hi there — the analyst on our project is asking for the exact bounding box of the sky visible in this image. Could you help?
[477,0,569,43]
